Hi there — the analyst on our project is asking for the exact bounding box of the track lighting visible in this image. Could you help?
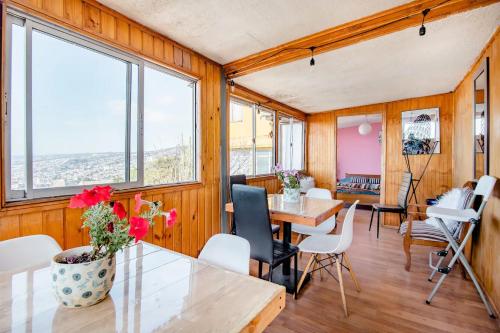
[309,46,316,66]
[419,8,430,36]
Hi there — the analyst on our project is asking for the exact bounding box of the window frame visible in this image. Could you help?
[4,10,199,202]
[229,97,276,177]
[278,115,305,171]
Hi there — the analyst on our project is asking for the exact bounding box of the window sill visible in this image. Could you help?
[247,174,277,181]
[1,181,204,214]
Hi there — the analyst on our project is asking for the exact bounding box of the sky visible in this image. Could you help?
[11,26,194,157]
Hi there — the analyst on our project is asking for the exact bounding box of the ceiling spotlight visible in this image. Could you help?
[309,46,316,66]
[229,79,235,92]
[419,8,430,36]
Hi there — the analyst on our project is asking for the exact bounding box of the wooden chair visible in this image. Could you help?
[369,172,412,238]
[401,181,476,272]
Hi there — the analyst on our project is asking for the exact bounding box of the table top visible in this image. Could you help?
[0,242,285,333]
[225,194,344,227]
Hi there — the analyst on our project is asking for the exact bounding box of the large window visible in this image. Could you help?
[229,98,275,176]
[279,116,305,170]
[5,13,198,201]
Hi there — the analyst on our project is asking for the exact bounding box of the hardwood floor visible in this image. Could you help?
[257,209,500,333]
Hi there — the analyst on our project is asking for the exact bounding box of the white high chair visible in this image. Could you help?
[425,175,497,318]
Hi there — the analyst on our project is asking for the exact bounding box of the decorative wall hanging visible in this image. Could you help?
[401,108,440,155]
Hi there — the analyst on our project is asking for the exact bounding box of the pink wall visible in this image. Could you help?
[337,122,382,180]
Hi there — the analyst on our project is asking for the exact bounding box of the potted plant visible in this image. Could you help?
[51,185,177,308]
[274,164,302,202]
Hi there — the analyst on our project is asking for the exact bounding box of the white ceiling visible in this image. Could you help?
[235,4,500,113]
[97,0,410,64]
[338,114,382,128]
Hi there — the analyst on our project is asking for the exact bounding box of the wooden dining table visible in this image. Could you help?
[225,193,344,293]
[0,242,285,333]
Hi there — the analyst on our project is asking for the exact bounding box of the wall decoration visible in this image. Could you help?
[401,108,440,154]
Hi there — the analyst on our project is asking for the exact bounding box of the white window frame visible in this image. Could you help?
[278,116,305,171]
[229,97,275,177]
[4,10,199,201]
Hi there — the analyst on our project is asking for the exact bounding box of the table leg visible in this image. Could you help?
[282,222,292,276]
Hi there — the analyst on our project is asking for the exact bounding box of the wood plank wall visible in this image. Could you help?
[307,93,454,226]
[0,0,222,258]
[452,28,500,310]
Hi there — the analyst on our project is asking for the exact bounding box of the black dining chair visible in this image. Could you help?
[229,175,280,238]
[232,185,299,294]
[369,172,412,238]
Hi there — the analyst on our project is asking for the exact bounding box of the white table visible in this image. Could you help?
[0,242,285,332]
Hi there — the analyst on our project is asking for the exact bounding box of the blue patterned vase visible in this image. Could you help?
[51,246,116,308]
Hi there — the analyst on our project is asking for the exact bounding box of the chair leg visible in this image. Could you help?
[293,253,298,299]
[268,265,273,282]
[343,253,360,292]
[258,261,263,279]
[369,207,375,231]
[318,254,324,280]
[335,255,348,317]
[297,254,315,295]
[311,254,318,279]
[403,235,412,272]
[296,233,303,245]
[376,210,381,239]
[398,213,403,233]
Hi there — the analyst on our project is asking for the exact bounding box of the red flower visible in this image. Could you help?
[94,185,112,201]
[134,193,143,213]
[69,194,87,208]
[165,208,178,228]
[68,185,113,209]
[113,201,127,220]
[128,216,149,243]
[107,222,114,233]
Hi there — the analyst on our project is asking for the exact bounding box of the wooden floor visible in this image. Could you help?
[257,209,500,333]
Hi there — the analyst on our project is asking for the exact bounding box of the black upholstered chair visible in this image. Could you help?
[229,175,280,238]
[232,185,298,293]
[369,172,412,238]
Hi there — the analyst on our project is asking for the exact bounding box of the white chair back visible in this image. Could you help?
[306,188,332,200]
[474,175,497,202]
[198,234,250,275]
[334,201,359,254]
[468,176,497,218]
[0,235,62,272]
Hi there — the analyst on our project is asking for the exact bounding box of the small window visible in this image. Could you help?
[279,116,305,171]
[229,98,275,176]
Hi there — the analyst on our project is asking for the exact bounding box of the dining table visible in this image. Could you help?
[0,242,285,333]
[225,193,344,293]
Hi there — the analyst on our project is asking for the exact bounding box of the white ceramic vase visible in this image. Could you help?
[51,246,116,308]
[283,187,300,202]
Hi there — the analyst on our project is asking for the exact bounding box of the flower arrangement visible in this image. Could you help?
[273,163,302,189]
[62,185,177,263]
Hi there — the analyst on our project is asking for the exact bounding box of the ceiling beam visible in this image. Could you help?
[223,0,499,78]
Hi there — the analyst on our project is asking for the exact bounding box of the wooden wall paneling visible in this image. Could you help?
[453,29,500,312]
[1,0,222,260]
[0,216,19,241]
[42,209,64,246]
[189,189,198,257]
[19,212,43,236]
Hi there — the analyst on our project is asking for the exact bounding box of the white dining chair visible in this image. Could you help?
[296,201,360,317]
[292,188,337,242]
[198,233,251,275]
[0,235,62,272]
